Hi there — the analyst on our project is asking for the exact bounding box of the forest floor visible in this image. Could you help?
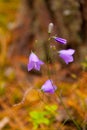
[0,55,87,130]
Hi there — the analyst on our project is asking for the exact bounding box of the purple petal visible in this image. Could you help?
[59,54,73,64]
[54,37,67,45]
[28,62,34,71]
[28,52,44,71]
[58,49,75,64]
[59,49,75,55]
[34,62,40,71]
[29,52,39,62]
[41,80,57,93]
[39,60,44,65]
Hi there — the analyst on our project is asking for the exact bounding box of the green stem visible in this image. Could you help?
[58,93,81,130]
[47,31,81,130]
[60,118,69,130]
[47,62,51,79]
[46,33,51,79]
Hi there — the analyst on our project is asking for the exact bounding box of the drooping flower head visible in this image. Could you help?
[54,36,67,45]
[28,52,44,71]
[58,49,75,64]
[41,80,57,94]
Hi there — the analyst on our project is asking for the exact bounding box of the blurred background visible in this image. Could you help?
[0,0,87,130]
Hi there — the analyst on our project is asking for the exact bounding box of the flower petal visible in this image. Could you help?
[29,52,39,62]
[39,60,44,65]
[28,62,34,71]
[34,62,40,71]
[59,54,73,64]
[54,37,67,45]
[58,49,75,64]
[41,80,57,93]
[59,49,75,55]
[28,52,44,71]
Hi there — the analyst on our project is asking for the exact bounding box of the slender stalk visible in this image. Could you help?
[60,118,69,130]
[46,28,81,130]
[57,93,81,130]
[46,33,51,79]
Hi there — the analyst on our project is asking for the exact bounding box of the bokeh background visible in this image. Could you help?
[0,0,87,130]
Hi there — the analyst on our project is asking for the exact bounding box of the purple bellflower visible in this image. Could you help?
[54,36,67,45]
[28,52,44,71]
[41,80,57,94]
[58,49,75,64]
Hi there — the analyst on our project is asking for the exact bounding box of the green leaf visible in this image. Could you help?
[29,110,50,129]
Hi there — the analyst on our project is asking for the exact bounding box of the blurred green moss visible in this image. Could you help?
[29,104,58,129]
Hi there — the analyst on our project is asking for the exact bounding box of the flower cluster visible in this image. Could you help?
[28,23,75,93]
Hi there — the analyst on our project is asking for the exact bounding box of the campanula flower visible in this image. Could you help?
[41,80,57,93]
[54,37,67,45]
[28,52,44,71]
[58,49,75,64]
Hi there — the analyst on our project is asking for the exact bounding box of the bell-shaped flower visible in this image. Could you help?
[54,36,67,45]
[58,49,75,64]
[41,80,57,94]
[28,52,44,71]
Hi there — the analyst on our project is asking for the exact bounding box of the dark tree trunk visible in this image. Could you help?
[9,0,87,62]
[78,0,87,43]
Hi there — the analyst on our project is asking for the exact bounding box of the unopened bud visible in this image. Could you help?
[48,23,54,34]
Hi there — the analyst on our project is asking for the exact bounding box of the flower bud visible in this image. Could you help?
[48,23,54,34]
